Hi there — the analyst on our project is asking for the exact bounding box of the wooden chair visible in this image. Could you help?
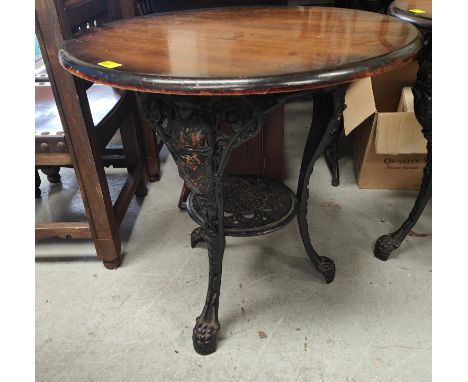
[36,0,161,184]
[35,0,153,268]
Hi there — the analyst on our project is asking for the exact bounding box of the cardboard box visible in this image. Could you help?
[344,61,427,190]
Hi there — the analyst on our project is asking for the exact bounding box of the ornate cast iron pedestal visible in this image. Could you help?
[374,32,432,261]
[138,86,345,355]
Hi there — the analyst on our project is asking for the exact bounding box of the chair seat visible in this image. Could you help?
[35,82,122,153]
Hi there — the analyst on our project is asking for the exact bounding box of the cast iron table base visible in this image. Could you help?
[138,86,345,354]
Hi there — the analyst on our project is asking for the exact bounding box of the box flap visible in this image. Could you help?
[375,112,426,155]
[344,77,376,135]
[397,87,415,112]
[372,61,418,112]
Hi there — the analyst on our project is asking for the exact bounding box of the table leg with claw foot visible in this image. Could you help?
[192,194,225,355]
[296,87,346,283]
[374,32,432,261]
[374,136,431,261]
[139,93,266,355]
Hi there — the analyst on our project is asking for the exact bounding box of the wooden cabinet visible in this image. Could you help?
[226,106,284,181]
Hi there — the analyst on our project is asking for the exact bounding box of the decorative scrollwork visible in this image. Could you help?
[138,94,269,196]
[188,175,297,237]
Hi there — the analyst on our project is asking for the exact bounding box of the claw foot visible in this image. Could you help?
[191,227,207,248]
[374,235,400,261]
[192,318,220,355]
[317,256,336,284]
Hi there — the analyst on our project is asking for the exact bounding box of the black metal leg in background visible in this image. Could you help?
[296,86,346,283]
[324,118,344,187]
[374,32,432,261]
[41,166,62,184]
[35,169,42,198]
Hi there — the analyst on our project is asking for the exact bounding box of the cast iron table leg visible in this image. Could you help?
[139,89,344,353]
[374,32,432,261]
[138,93,266,355]
[296,86,346,283]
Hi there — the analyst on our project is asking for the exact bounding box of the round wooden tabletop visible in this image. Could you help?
[59,6,421,95]
[389,0,432,30]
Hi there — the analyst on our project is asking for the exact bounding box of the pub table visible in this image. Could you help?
[59,6,421,355]
[374,0,432,260]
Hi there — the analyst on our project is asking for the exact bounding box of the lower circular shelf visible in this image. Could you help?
[187,175,297,237]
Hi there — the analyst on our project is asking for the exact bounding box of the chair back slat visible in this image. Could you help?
[65,0,112,33]
[134,0,287,16]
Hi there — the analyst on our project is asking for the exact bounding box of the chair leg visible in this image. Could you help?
[36,1,121,269]
[135,95,161,182]
[41,166,61,183]
[143,124,161,182]
[121,95,148,197]
[70,155,122,269]
[95,234,122,269]
[78,167,122,268]
[36,169,42,198]
[178,183,191,210]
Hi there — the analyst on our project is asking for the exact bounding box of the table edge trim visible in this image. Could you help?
[388,3,432,30]
[58,32,422,95]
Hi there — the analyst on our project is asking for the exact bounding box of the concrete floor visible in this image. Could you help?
[36,100,431,381]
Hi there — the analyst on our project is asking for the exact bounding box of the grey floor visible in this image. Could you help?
[36,101,431,382]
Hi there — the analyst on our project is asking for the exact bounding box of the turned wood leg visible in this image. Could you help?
[139,93,266,354]
[41,166,61,183]
[324,118,344,187]
[374,32,432,261]
[36,169,42,198]
[296,87,346,283]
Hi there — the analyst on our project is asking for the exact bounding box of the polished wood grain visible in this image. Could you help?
[60,6,421,95]
[389,0,431,30]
